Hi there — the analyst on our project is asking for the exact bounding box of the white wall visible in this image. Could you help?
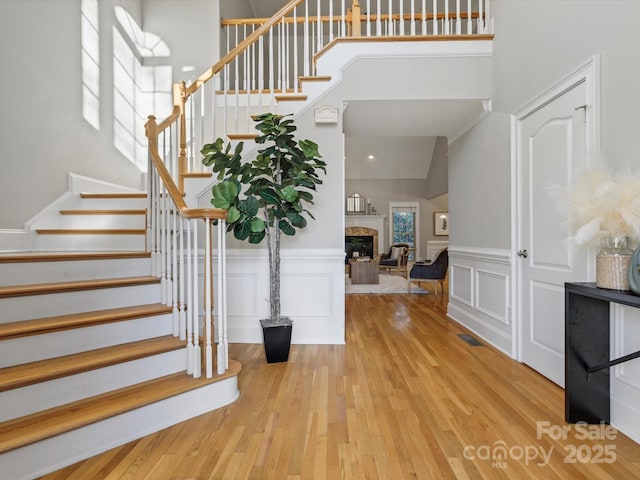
[449,0,640,443]
[0,0,221,229]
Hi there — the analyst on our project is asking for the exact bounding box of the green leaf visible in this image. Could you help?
[250,217,265,233]
[234,221,251,241]
[287,212,307,228]
[279,219,296,236]
[280,185,298,203]
[226,206,241,224]
[249,229,266,244]
[239,196,259,216]
[260,189,280,206]
[211,180,239,209]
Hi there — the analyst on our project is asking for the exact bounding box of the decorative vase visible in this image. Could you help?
[628,246,640,295]
[596,236,633,290]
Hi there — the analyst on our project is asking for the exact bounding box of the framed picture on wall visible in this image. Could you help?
[434,212,449,236]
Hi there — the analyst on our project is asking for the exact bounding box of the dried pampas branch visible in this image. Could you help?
[561,169,640,246]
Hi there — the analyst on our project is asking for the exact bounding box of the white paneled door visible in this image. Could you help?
[516,79,591,387]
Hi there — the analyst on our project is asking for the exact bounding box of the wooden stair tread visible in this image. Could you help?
[274,94,307,101]
[35,228,146,235]
[0,336,185,393]
[0,276,160,298]
[59,209,146,215]
[182,172,212,179]
[227,133,258,140]
[0,251,150,263]
[0,303,172,340]
[298,75,331,87]
[0,360,241,454]
[80,192,147,199]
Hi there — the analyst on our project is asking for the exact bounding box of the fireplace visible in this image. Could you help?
[345,226,379,264]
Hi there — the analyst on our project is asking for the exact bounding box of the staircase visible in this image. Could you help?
[0,192,240,480]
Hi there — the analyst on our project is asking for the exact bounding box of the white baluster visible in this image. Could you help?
[171,204,178,335]
[268,28,275,109]
[164,191,172,307]
[192,219,201,378]
[186,218,193,374]
[433,0,438,34]
[151,174,159,277]
[387,0,392,36]
[467,0,472,34]
[366,0,371,37]
[258,35,265,111]
[479,0,484,33]
[303,1,309,76]
[316,0,321,50]
[410,0,415,36]
[422,0,426,35]
[218,219,228,373]
[456,0,461,34]
[399,0,404,36]
[160,185,167,304]
[179,216,186,341]
[485,0,491,34]
[245,31,250,132]
[444,0,449,34]
[234,26,239,134]
[293,7,299,94]
[205,219,213,378]
[341,0,346,37]
[328,0,333,41]
[376,0,381,36]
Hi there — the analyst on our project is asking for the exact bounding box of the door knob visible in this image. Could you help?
[517,249,528,258]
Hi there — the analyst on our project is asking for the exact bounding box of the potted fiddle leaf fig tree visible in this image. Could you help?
[201,113,326,363]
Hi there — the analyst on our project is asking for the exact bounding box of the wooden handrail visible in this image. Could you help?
[145,115,226,221]
[221,11,483,27]
[185,0,304,97]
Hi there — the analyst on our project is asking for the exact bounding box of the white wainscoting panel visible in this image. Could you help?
[611,304,640,443]
[205,249,345,345]
[448,246,512,355]
[476,269,509,325]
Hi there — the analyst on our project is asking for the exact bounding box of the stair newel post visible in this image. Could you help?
[352,0,361,37]
[204,218,213,378]
[217,218,228,374]
[192,218,201,378]
[177,81,188,194]
[185,218,194,374]
[145,116,159,277]
[179,216,187,341]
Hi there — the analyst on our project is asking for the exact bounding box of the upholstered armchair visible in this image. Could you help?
[408,248,448,296]
[378,243,410,278]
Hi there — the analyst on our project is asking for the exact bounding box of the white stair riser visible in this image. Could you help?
[0,314,173,368]
[1,377,239,480]
[0,283,161,323]
[79,198,148,210]
[0,257,151,286]
[0,348,185,422]
[36,234,146,251]
[34,214,146,230]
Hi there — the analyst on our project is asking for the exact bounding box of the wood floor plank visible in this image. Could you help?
[38,289,640,479]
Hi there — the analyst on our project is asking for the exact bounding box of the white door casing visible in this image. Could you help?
[512,57,600,387]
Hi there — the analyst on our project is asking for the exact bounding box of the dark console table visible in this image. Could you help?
[565,282,640,424]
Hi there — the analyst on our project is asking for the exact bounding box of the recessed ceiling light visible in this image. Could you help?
[367,154,375,160]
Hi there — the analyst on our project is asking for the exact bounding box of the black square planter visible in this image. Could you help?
[260,319,292,364]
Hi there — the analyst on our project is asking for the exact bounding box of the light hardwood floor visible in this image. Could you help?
[41,288,640,479]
